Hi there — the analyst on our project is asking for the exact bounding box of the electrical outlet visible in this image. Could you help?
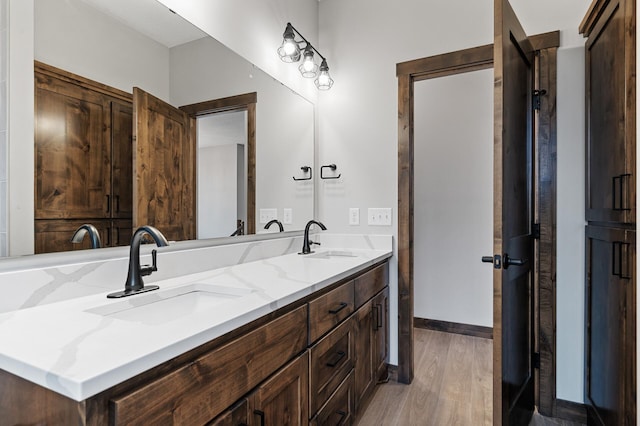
[367,208,392,226]
[259,208,278,224]
[283,208,293,225]
[349,208,360,225]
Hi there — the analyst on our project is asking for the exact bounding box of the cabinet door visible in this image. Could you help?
[372,288,389,381]
[110,219,133,247]
[111,101,133,219]
[35,73,112,219]
[585,0,636,224]
[249,351,309,426]
[353,300,374,414]
[585,226,636,425]
[34,219,110,254]
[207,399,249,426]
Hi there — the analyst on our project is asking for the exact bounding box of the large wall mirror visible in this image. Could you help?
[27,0,314,254]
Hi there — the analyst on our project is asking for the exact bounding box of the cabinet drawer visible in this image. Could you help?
[310,317,354,416]
[309,281,354,343]
[110,305,308,425]
[311,371,354,426]
[354,263,388,308]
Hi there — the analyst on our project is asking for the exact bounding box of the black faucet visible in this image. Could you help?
[264,219,284,232]
[107,226,169,298]
[70,224,102,249]
[299,220,327,255]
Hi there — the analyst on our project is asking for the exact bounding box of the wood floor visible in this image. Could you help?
[357,328,585,426]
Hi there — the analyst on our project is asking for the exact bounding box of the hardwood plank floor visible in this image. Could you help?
[357,328,584,426]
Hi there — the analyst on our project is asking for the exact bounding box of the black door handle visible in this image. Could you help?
[482,255,502,269]
[481,256,493,263]
[504,254,527,269]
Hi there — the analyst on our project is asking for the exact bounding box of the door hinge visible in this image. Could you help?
[533,223,541,239]
[533,352,541,369]
[533,89,547,111]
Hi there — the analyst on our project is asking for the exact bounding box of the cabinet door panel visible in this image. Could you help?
[34,219,110,254]
[35,76,111,219]
[353,301,373,414]
[585,0,635,223]
[249,352,309,426]
[372,288,389,381]
[111,101,133,218]
[585,226,635,425]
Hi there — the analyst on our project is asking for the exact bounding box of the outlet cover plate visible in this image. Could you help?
[349,208,360,225]
[283,208,293,225]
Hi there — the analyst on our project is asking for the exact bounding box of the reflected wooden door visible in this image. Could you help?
[493,0,535,424]
[133,87,196,241]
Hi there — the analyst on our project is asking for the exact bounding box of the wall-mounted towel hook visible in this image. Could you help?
[293,166,312,181]
[321,164,341,179]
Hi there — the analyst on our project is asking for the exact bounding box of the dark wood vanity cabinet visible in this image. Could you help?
[34,61,133,253]
[580,1,636,424]
[0,260,389,426]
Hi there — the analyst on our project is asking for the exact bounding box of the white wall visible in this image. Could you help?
[157,0,319,102]
[7,0,34,256]
[556,46,586,403]
[170,37,315,232]
[318,0,589,401]
[0,0,8,257]
[34,0,170,100]
[413,69,494,328]
[198,144,240,239]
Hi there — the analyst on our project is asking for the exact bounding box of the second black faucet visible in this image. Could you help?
[299,220,327,255]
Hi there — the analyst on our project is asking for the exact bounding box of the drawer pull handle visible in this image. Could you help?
[329,302,348,314]
[336,410,347,425]
[254,409,265,426]
[326,350,346,367]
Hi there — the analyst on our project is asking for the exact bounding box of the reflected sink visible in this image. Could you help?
[86,283,255,325]
[306,250,357,259]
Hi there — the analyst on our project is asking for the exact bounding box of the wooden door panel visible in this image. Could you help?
[34,219,110,254]
[35,82,111,219]
[133,88,196,241]
[494,0,535,424]
[111,101,133,218]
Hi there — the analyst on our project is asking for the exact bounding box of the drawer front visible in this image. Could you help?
[309,281,355,343]
[311,371,354,426]
[111,305,308,425]
[354,263,388,308]
[310,317,354,415]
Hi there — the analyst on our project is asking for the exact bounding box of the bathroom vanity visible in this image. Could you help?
[0,235,391,425]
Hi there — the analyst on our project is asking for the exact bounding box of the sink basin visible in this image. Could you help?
[306,250,357,259]
[86,283,255,325]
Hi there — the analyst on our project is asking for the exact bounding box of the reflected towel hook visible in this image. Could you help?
[320,164,341,179]
[293,166,312,181]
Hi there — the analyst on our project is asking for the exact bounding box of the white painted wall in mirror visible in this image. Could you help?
[0,0,7,257]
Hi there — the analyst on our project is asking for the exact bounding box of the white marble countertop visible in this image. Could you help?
[0,244,391,401]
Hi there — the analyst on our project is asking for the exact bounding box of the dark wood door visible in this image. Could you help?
[133,87,196,241]
[493,0,535,424]
[584,0,636,225]
[35,73,111,219]
[111,101,133,219]
[585,226,636,425]
[248,351,309,425]
[353,300,374,414]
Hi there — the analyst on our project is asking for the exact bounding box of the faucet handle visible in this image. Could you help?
[310,240,321,247]
[140,249,159,277]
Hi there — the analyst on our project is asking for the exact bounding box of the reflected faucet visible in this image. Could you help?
[107,226,169,298]
[264,219,284,232]
[70,224,102,249]
[299,220,327,255]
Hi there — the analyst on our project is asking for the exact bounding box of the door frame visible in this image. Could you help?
[180,92,257,235]
[396,32,559,415]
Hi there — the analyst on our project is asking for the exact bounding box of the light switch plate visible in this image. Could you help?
[368,208,392,226]
[283,208,293,225]
[259,208,278,224]
[349,208,360,225]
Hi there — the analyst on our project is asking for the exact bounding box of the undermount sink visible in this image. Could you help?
[86,283,255,325]
[306,250,357,259]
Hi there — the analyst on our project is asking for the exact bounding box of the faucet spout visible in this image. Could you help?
[264,219,284,232]
[70,224,102,249]
[300,220,327,255]
[107,225,169,298]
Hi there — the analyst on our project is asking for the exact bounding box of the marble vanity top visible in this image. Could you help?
[0,242,391,401]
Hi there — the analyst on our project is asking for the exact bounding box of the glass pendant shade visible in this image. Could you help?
[314,59,334,90]
[298,47,318,78]
[277,24,300,62]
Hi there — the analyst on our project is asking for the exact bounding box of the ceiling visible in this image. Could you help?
[80,0,207,48]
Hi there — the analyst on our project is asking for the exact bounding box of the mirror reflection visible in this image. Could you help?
[31,0,314,253]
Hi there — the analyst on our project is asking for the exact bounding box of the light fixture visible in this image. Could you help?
[277,22,333,90]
